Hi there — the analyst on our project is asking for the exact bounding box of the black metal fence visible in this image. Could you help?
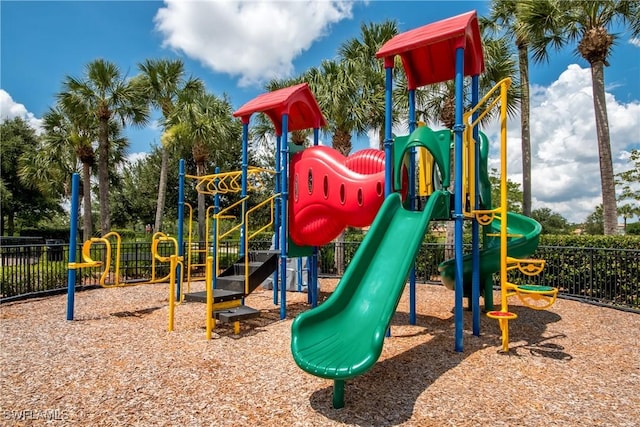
[1,240,639,311]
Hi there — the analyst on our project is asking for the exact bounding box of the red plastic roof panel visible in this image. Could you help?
[375,10,484,89]
[233,83,327,135]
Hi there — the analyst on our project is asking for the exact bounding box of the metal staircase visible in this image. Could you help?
[184,250,278,334]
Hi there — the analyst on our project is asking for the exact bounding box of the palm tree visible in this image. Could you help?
[305,59,368,156]
[135,59,204,233]
[59,58,149,235]
[170,91,242,243]
[338,20,400,149]
[519,0,640,235]
[304,60,371,273]
[618,204,639,232]
[484,0,535,216]
[38,107,95,240]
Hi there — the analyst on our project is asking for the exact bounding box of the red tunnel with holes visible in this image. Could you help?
[289,145,406,247]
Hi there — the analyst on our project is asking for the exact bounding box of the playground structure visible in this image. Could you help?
[62,9,560,410]
[290,10,558,408]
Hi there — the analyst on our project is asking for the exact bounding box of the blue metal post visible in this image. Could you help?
[408,89,418,325]
[279,114,289,320]
[471,75,481,336]
[177,159,185,300]
[311,248,318,307]
[66,173,80,321]
[273,134,282,305]
[383,66,394,197]
[213,167,220,290]
[384,65,394,338]
[240,122,249,257]
[298,257,303,293]
[453,47,466,352]
[312,127,320,307]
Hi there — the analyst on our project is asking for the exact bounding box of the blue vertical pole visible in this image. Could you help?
[384,66,394,198]
[384,65,393,338]
[213,167,220,290]
[453,47,466,352]
[240,122,249,258]
[297,257,303,292]
[471,75,481,336]
[279,114,289,320]
[177,159,185,300]
[311,248,318,307]
[66,173,80,321]
[273,134,282,305]
[408,89,418,325]
[312,127,320,307]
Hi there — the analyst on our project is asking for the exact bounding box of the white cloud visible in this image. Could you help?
[486,64,640,224]
[154,0,355,87]
[629,37,640,48]
[126,152,149,165]
[0,89,43,133]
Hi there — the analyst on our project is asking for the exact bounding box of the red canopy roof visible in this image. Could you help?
[376,10,484,89]
[233,83,327,135]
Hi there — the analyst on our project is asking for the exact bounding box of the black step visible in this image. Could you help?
[184,288,244,304]
[217,250,278,296]
[215,305,260,323]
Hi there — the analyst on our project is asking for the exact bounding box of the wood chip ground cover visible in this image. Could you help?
[1,279,638,426]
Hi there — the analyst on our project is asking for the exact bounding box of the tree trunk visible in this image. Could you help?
[98,118,111,235]
[518,44,532,217]
[378,124,385,151]
[154,147,169,233]
[589,62,617,235]
[7,211,15,236]
[82,162,93,241]
[196,161,207,265]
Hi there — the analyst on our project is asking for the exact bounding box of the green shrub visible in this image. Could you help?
[539,234,640,249]
[626,222,640,236]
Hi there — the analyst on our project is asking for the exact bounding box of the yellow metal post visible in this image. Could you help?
[206,256,214,340]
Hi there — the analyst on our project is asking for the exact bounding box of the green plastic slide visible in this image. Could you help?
[438,211,542,299]
[438,130,541,303]
[291,190,449,381]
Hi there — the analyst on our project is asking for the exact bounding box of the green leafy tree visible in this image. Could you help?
[170,91,242,242]
[484,0,535,216]
[584,204,605,235]
[32,106,95,240]
[134,58,204,233]
[531,207,570,234]
[488,168,523,213]
[305,60,367,156]
[616,149,639,202]
[338,20,400,149]
[616,149,639,232]
[304,59,371,273]
[0,118,62,235]
[59,58,149,235]
[519,0,640,234]
[626,221,640,235]
[617,203,639,232]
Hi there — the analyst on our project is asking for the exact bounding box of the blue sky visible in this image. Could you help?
[1,0,639,223]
